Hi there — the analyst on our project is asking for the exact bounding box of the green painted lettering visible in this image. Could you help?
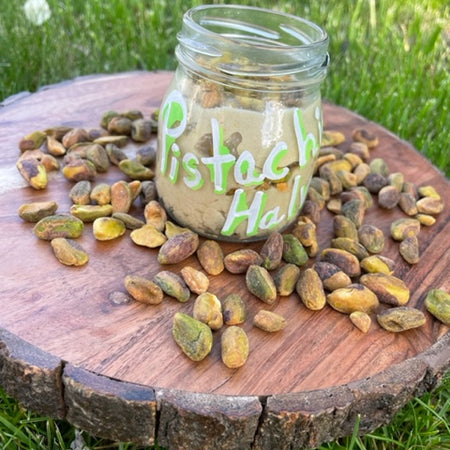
[201,118,236,194]
[160,91,187,177]
[182,152,204,190]
[294,108,318,168]
[221,189,267,237]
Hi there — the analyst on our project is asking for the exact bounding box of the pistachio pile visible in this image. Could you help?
[16,110,156,191]
[17,109,158,264]
[16,110,449,369]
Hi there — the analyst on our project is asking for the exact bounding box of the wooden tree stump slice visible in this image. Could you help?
[0,71,448,448]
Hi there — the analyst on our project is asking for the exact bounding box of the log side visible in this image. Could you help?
[63,364,156,446]
[156,388,263,450]
[0,327,65,418]
[253,385,354,450]
[412,330,450,393]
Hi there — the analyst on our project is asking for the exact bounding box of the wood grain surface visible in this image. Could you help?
[0,71,448,447]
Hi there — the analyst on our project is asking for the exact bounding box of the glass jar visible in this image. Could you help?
[156,5,329,242]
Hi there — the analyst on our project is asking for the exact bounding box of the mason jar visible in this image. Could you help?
[156,5,329,242]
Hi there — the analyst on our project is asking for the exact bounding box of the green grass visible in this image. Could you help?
[0,0,449,448]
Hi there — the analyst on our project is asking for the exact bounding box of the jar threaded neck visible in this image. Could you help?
[176,5,329,91]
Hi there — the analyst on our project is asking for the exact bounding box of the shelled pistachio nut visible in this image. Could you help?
[399,235,420,264]
[131,119,152,142]
[70,204,113,222]
[296,268,327,310]
[112,212,145,230]
[45,136,67,156]
[246,265,277,304]
[377,307,426,332]
[197,240,225,275]
[19,130,47,151]
[341,198,365,228]
[327,284,379,314]
[360,255,395,275]
[331,237,369,260]
[18,200,58,222]
[172,313,212,362]
[260,232,284,271]
[86,143,110,172]
[360,273,410,306]
[321,130,345,147]
[333,215,359,241]
[314,261,352,291]
[50,238,89,266]
[154,271,190,303]
[398,192,419,216]
[416,197,444,215]
[92,217,126,241]
[181,266,209,295]
[105,143,127,165]
[282,234,309,267]
[107,116,132,135]
[119,159,154,180]
[124,275,164,305]
[224,249,263,274]
[274,264,301,296]
[193,292,223,330]
[321,248,361,278]
[254,310,286,332]
[424,289,450,326]
[378,185,400,209]
[130,224,167,248]
[110,180,133,214]
[62,128,90,148]
[390,218,421,241]
[221,326,249,369]
[158,230,199,265]
[144,200,167,231]
[16,158,48,189]
[222,294,246,325]
[136,145,156,166]
[358,224,385,254]
[62,159,97,182]
[33,214,84,240]
[349,311,371,333]
[94,135,128,148]
[165,221,192,238]
[418,185,440,199]
[69,180,92,205]
[90,182,111,205]
[352,128,379,148]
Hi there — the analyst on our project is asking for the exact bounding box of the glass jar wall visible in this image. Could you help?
[157,5,329,241]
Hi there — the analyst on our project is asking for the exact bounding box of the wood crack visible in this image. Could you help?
[209,374,234,393]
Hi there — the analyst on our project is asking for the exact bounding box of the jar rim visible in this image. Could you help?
[183,4,328,51]
[177,4,329,85]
